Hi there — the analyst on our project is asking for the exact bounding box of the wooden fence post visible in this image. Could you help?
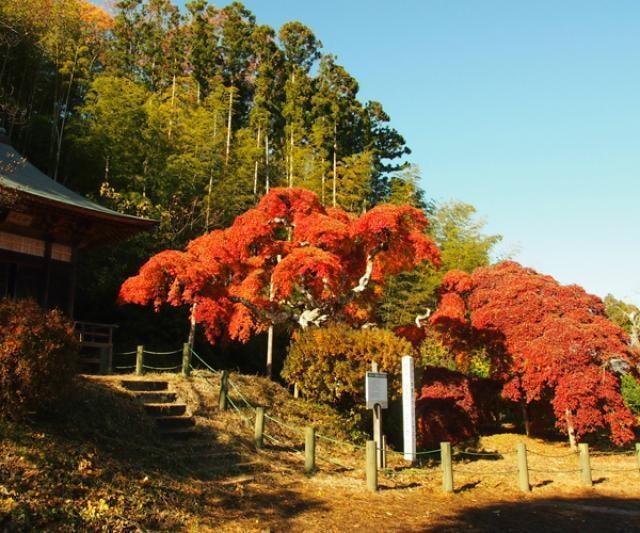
[579,443,592,487]
[517,442,530,492]
[99,346,112,375]
[381,435,387,469]
[135,345,144,376]
[219,370,229,411]
[181,343,191,377]
[636,443,640,472]
[305,427,316,474]
[254,407,265,449]
[366,440,378,491]
[441,442,454,493]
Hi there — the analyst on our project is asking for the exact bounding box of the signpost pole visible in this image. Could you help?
[402,355,416,463]
[373,402,382,468]
[366,363,388,470]
[371,362,383,468]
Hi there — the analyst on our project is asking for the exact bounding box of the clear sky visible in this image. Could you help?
[179,1,640,304]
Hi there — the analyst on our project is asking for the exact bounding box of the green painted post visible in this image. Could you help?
[517,442,530,492]
[305,426,316,474]
[579,443,592,487]
[135,345,144,376]
[636,443,640,472]
[254,407,265,449]
[441,442,454,493]
[181,343,191,377]
[218,370,229,411]
[366,440,378,492]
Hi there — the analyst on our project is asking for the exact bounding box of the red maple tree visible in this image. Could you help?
[430,261,639,446]
[119,188,441,347]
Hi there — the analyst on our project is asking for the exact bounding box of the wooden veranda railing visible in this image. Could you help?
[74,321,118,374]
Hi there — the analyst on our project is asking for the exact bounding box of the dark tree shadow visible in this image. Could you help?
[2,376,328,531]
[424,496,640,532]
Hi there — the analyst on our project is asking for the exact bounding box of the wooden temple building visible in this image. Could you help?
[0,133,156,368]
[0,135,155,315]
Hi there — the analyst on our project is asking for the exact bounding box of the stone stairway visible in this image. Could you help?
[121,379,195,439]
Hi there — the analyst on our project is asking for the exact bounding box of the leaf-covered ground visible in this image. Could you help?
[1,372,639,531]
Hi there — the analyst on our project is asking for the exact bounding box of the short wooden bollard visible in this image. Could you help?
[441,442,454,493]
[254,407,265,449]
[517,442,530,492]
[579,443,592,487]
[135,345,144,376]
[305,427,316,474]
[218,370,229,411]
[99,346,112,375]
[181,343,191,377]
[366,440,378,492]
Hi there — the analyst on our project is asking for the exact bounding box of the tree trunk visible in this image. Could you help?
[521,401,530,437]
[264,133,270,193]
[167,72,176,139]
[266,325,274,378]
[206,109,218,228]
[188,302,198,348]
[53,46,80,183]
[565,409,577,450]
[225,88,234,166]
[289,127,294,187]
[253,126,261,199]
[332,120,338,207]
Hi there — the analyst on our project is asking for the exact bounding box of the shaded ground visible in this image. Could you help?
[1,371,639,531]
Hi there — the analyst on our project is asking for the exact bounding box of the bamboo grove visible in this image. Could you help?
[1,0,419,245]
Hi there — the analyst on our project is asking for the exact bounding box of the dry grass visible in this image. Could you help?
[1,371,639,531]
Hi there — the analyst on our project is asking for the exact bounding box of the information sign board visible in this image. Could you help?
[365,372,388,409]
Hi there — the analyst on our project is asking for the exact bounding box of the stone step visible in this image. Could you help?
[121,380,168,392]
[155,415,195,430]
[160,427,197,440]
[144,403,187,417]
[133,391,177,404]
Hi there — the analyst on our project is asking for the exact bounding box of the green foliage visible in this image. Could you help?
[417,333,491,378]
[0,299,79,418]
[282,324,413,410]
[604,294,640,348]
[621,374,640,415]
[378,200,502,328]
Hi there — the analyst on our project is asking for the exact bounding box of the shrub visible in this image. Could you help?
[282,323,413,410]
[622,374,640,415]
[0,299,79,418]
[416,366,502,447]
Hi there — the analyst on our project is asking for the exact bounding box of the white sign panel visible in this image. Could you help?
[402,356,416,463]
[366,372,388,409]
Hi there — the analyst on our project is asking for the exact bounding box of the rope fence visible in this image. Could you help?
[110,345,640,493]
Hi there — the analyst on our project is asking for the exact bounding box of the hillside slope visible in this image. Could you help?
[1,371,639,531]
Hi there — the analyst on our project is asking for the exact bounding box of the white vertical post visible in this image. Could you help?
[402,355,416,463]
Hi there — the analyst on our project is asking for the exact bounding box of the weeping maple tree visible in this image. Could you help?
[430,261,639,446]
[119,187,441,368]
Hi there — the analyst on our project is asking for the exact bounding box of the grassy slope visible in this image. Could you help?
[0,371,364,531]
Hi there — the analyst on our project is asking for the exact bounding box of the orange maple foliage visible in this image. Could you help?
[119,188,440,345]
[430,261,639,445]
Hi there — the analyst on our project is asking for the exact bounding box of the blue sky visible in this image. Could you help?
[169,1,639,304]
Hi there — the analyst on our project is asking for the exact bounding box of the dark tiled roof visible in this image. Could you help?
[0,142,154,226]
